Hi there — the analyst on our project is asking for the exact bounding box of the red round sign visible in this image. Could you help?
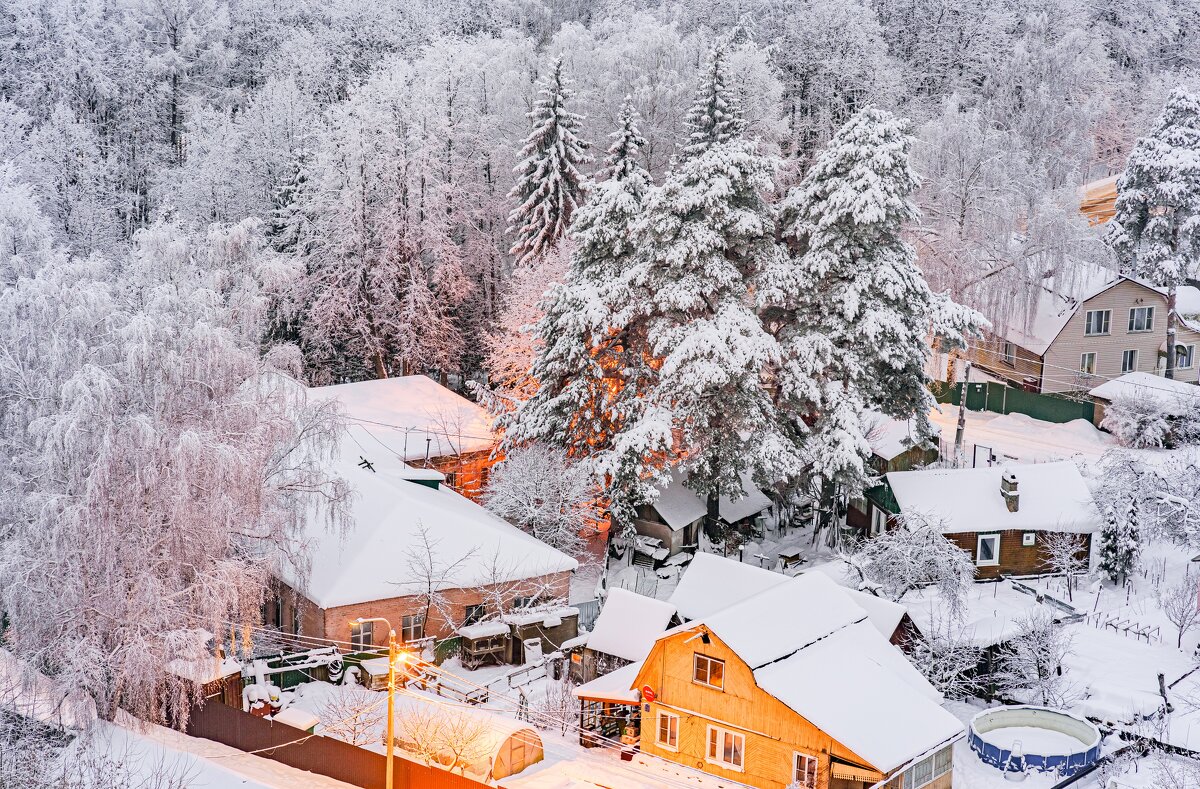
[641,685,656,702]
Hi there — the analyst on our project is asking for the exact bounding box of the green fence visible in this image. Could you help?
[930,381,1095,424]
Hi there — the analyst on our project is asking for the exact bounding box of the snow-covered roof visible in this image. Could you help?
[572,660,643,704]
[886,460,1101,535]
[649,469,771,530]
[0,649,97,730]
[994,266,1117,356]
[308,375,496,461]
[754,620,961,773]
[667,552,787,620]
[666,572,962,772]
[272,707,319,731]
[1088,372,1200,415]
[1079,173,1118,224]
[585,589,676,663]
[862,410,940,461]
[279,423,577,609]
[457,621,511,640]
[840,587,908,639]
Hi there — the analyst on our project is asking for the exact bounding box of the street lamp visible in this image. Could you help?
[354,617,402,789]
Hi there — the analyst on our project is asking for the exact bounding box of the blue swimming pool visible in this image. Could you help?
[968,706,1101,778]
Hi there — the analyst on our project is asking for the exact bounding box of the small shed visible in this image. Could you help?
[1088,371,1200,430]
[572,660,644,748]
[502,605,579,664]
[456,621,511,669]
[569,589,675,683]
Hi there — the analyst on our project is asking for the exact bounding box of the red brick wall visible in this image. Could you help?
[945,531,1091,580]
[269,571,572,647]
[425,448,499,502]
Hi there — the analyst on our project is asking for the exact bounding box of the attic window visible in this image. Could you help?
[693,653,724,690]
[1023,532,1036,547]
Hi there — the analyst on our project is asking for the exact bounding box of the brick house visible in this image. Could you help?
[863,461,1100,580]
[968,270,1200,395]
[308,375,500,501]
[575,571,962,789]
[268,423,576,652]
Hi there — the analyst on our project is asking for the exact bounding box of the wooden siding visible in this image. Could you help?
[971,331,1045,389]
[945,531,1091,580]
[1043,279,1200,393]
[634,627,907,789]
[425,448,499,502]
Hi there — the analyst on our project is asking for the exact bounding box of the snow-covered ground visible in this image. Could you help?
[928,406,1116,465]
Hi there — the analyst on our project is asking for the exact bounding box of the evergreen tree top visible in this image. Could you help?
[507,56,593,268]
[681,45,746,161]
[1106,87,1200,287]
[602,96,649,186]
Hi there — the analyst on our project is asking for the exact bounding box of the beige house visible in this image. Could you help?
[972,272,1200,394]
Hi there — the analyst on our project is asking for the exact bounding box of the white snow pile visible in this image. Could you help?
[1089,372,1200,416]
[277,423,577,609]
[583,588,676,663]
[308,375,496,460]
[887,460,1102,534]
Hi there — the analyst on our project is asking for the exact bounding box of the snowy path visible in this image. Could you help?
[928,406,1116,465]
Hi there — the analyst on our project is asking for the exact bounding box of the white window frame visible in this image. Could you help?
[905,745,954,788]
[1084,309,1111,336]
[1179,344,1196,369]
[401,612,425,643]
[1022,532,1036,547]
[1121,349,1138,374]
[1080,352,1097,375]
[705,725,745,772]
[656,711,679,751]
[350,620,374,650]
[977,533,1001,567]
[870,507,887,537]
[1128,306,1154,332]
[793,752,819,788]
[693,653,725,691]
[1001,342,1015,366]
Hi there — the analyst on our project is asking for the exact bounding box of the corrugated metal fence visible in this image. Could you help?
[932,381,1095,424]
[187,699,489,789]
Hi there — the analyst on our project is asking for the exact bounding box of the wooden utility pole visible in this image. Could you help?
[955,361,972,455]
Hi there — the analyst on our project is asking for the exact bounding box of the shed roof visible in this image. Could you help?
[886,460,1101,535]
[585,589,676,663]
[1088,372,1200,415]
[863,410,940,461]
[278,423,576,609]
[573,660,643,704]
[649,470,771,530]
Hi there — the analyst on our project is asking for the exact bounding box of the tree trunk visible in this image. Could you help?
[704,491,721,543]
[1166,285,1178,379]
[373,351,388,380]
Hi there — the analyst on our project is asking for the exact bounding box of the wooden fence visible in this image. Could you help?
[187,698,489,789]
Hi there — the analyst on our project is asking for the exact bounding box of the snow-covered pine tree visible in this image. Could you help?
[766,107,983,524]
[1106,88,1200,379]
[506,56,592,268]
[504,97,652,459]
[1099,501,1141,585]
[609,47,799,535]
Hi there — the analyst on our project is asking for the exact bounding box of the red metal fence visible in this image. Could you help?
[186,699,489,789]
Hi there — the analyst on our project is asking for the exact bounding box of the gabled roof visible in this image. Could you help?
[649,470,772,530]
[278,424,576,609]
[585,589,676,663]
[862,410,940,461]
[995,266,1119,356]
[308,375,496,460]
[658,570,963,773]
[886,460,1101,535]
[667,552,787,620]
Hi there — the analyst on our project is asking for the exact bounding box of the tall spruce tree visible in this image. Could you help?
[1099,501,1141,585]
[767,107,982,533]
[506,57,592,268]
[504,98,652,460]
[1106,88,1200,379]
[610,47,800,536]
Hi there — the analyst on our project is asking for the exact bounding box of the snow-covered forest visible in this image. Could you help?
[1,0,1200,772]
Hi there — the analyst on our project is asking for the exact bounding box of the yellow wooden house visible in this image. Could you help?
[584,572,963,789]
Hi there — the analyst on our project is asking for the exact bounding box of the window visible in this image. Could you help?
[870,507,887,537]
[977,534,1000,567]
[273,595,283,629]
[401,613,425,643]
[1079,352,1097,375]
[1022,532,1036,547]
[1122,349,1138,373]
[1084,309,1111,336]
[1001,342,1016,366]
[1179,345,1196,369]
[1128,306,1154,332]
[904,746,953,789]
[656,712,679,751]
[350,620,374,650]
[513,595,537,610]
[693,654,725,690]
[292,604,301,635]
[706,725,744,771]
[463,604,486,626]
[793,753,819,788]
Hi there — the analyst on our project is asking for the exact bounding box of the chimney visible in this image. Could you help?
[1001,471,1019,513]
